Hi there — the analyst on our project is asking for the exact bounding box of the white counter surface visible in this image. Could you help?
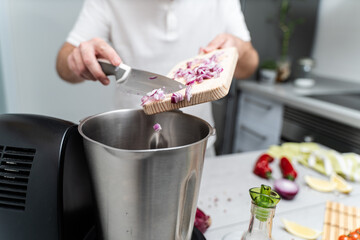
[237,76,360,129]
[198,151,360,239]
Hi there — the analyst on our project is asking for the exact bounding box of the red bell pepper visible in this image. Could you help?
[253,154,274,179]
[257,153,274,163]
[279,157,297,180]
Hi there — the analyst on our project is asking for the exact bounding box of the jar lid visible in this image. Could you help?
[298,58,315,67]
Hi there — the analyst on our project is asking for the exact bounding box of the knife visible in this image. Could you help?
[98,59,185,95]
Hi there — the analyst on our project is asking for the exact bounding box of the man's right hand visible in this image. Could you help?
[56,38,121,85]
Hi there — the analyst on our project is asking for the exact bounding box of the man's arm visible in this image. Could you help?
[233,38,259,79]
[56,38,122,85]
[56,42,83,84]
[201,33,259,79]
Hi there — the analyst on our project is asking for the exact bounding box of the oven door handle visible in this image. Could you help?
[240,125,267,141]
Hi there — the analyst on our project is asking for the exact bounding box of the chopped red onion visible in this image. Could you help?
[194,208,211,234]
[171,92,184,103]
[185,85,192,102]
[186,61,193,69]
[174,53,223,87]
[141,53,223,105]
[149,76,157,80]
[173,53,223,102]
[141,88,165,106]
[153,123,162,132]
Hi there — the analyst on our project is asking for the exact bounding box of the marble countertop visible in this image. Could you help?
[198,151,360,239]
[237,76,360,129]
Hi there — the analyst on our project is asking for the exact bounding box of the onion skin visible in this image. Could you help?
[194,208,211,234]
[274,179,299,200]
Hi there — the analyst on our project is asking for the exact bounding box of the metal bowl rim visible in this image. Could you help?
[78,109,214,153]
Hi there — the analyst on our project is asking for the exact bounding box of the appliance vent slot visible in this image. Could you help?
[0,146,36,211]
[5,146,36,155]
[283,106,360,152]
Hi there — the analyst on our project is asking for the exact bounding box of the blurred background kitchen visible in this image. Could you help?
[0,0,359,155]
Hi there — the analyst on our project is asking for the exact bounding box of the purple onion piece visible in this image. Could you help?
[185,85,192,102]
[141,88,165,106]
[153,123,162,132]
[274,178,299,200]
[173,53,223,85]
[171,92,184,104]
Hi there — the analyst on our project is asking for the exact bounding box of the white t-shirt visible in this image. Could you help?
[67,0,251,148]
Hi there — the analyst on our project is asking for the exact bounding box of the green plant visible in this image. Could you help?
[260,60,277,70]
[279,0,304,59]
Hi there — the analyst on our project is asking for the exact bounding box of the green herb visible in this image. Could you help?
[279,0,304,58]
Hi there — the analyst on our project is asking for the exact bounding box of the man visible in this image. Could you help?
[56,0,259,155]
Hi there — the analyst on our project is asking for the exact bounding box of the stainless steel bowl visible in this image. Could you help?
[78,109,213,240]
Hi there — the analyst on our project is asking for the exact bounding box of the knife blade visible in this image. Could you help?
[98,59,185,95]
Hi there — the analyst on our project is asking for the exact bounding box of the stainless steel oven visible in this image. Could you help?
[281,105,360,154]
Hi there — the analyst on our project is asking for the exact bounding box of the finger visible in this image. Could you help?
[80,71,96,80]
[72,48,90,78]
[67,54,90,82]
[67,54,77,74]
[222,37,237,48]
[94,39,122,66]
[72,48,96,80]
[203,35,226,53]
[79,42,110,85]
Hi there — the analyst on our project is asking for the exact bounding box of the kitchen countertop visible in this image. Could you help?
[198,151,360,239]
[237,76,360,129]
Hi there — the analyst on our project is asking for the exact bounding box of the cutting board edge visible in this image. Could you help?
[142,84,231,115]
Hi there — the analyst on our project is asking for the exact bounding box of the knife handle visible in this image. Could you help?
[98,59,131,83]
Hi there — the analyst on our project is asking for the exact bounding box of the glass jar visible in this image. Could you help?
[296,58,315,79]
[241,202,276,240]
[222,185,281,240]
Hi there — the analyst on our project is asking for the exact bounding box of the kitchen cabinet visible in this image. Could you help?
[236,77,360,154]
[233,91,283,152]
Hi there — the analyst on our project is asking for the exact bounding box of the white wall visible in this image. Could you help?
[312,0,360,83]
[0,49,5,113]
[0,0,115,122]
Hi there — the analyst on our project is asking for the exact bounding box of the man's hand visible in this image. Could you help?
[56,38,121,85]
[200,33,241,54]
[199,33,259,79]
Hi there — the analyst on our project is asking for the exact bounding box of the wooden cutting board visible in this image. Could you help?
[142,47,239,115]
[322,201,360,240]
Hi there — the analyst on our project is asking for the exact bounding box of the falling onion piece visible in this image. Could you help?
[153,123,162,132]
